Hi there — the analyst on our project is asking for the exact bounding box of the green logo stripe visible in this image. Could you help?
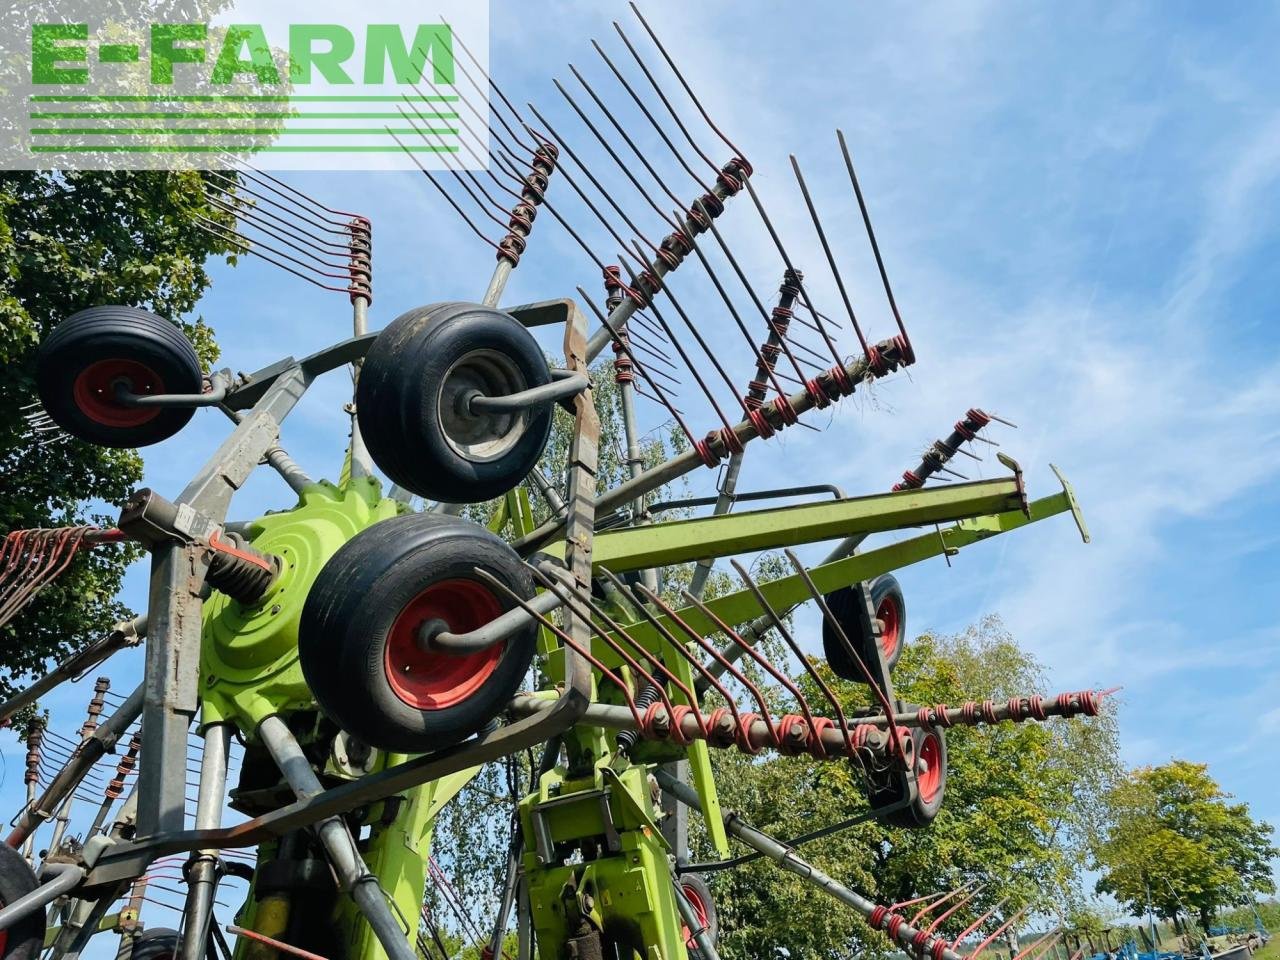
[31,127,458,135]
[29,111,459,119]
[29,144,460,153]
[29,95,458,102]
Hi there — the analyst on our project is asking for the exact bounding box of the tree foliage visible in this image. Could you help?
[0,169,236,696]
[1091,760,1277,930]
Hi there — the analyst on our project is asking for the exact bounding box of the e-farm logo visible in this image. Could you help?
[3,2,489,171]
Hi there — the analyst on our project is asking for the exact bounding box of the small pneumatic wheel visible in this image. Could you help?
[0,842,47,960]
[821,573,906,683]
[356,301,554,503]
[35,306,203,448]
[869,724,947,829]
[678,874,719,958]
[298,513,538,754]
[129,928,180,960]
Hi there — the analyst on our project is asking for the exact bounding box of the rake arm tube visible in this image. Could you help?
[656,771,966,960]
[7,683,144,848]
[515,342,904,554]
[0,616,144,727]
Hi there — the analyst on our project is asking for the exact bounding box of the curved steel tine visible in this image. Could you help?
[624,242,740,435]
[669,585,826,754]
[596,572,747,735]
[394,103,516,232]
[471,568,645,729]
[589,37,715,195]
[386,128,501,251]
[836,130,911,353]
[525,103,667,261]
[789,154,871,356]
[780,549,907,764]
[531,566,699,737]
[576,289,697,442]
[726,557,854,751]
[553,75,683,232]
[967,907,1031,960]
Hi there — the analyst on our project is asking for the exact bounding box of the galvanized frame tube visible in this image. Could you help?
[178,723,231,960]
[0,863,83,931]
[258,716,416,960]
[140,366,310,838]
[671,872,722,960]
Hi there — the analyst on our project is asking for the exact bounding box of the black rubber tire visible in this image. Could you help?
[357,302,553,503]
[298,513,538,754]
[130,927,180,960]
[0,843,44,960]
[821,574,906,683]
[35,306,202,448]
[873,725,947,829]
[679,874,718,957]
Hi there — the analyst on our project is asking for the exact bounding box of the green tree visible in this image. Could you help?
[0,169,236,697]
[1091,761,1277,931]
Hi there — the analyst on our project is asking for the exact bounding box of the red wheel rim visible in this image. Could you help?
[680,883,710,949]
[72,359,165,428]
[916,731,943,805]
[384,578,505,710]
[877,595,901,660]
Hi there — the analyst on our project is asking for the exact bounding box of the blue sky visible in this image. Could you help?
[5,0,1278,937]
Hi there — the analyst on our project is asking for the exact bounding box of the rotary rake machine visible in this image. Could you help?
[0,8,1106,960]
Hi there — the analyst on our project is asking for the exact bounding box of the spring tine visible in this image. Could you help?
[576,290,698,442]
[627,3,748,167]
[474,568,645,729]
[740,176,846,369]
[610,21,718,177]
[191,213,366,291]
[836,130,912,357]
[526,103,666,258]
[693,219,810,392]
[567,62,692,211]
[628,240,746,412]
[435,19,543,157]
[595,570,747,735]
[781,548,907,763]
[216,155,369,223]
[554,74,683,231]
[204,170,352,240]
[951,899,1009,947]
[625,242,742,433]
[620,578,789,746]
[984,412,1018,428]
[388,130,501,252]
[395,105,516,233]
[538,567,707,739]
[726,557,855,752]
[203,193,356,270]
[201,184,354,262]
[590,39,715,194]
[682,200,790,402]
[967,907,1031,960]
[1015,932,1062,960]
[672,586,829,756]
[789,155,872,357]
[922,884,986,935]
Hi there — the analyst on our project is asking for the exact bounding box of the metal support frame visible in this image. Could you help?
[177,724,230,960]
[258,716,415,960]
